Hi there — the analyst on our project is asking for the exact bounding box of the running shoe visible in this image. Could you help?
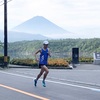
[42,80,46,87]
[34,79,37,87]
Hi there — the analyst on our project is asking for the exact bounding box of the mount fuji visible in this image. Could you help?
[12,16,72,38]
[0,16,73,42]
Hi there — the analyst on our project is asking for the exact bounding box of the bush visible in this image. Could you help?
[79,57,93,63]
[65,57,93,63]
[10,58,37,66]
[48,58,69,67]
[10,57,94,68]
[10,58,69,67]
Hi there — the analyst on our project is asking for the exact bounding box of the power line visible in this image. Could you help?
[0,0,4,6]
[0,0,13,6]
[7,0,13,3]
[0,1,4,6]
[0,3,3,6]
[0,0,3,3]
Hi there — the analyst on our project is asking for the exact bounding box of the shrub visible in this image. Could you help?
[10,58,69,67]
[48,58,69,67]
[10,57,94,68]
[10,58,37,66]
[79,57,93,62]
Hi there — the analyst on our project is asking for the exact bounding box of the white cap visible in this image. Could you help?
[43,40,49,44]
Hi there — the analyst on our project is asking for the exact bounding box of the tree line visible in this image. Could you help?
[0,38,100,59]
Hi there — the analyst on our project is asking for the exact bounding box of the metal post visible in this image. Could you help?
[4,0,8,67]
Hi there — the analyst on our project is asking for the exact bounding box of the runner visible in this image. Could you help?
[34,40,51,87]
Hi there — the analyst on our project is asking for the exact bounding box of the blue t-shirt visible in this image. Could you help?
[39,48,49,65]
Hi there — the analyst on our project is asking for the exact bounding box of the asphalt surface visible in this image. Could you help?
[0,64,100,100]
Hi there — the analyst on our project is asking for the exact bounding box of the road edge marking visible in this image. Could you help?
[0,84,49,100]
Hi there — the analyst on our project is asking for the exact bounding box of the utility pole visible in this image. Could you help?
[4,0,8,67]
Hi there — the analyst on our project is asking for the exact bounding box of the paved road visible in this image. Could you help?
[0,64,100,100]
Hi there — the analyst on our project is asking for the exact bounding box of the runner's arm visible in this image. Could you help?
[34,49,41,62]
[48,48,51,57]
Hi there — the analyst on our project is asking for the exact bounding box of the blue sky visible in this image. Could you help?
[0,0,100,38]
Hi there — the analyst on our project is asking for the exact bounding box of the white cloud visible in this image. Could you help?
[0,0,100,38]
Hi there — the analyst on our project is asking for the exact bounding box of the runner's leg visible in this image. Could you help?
[42,65,49,87]
[42,65,49,81]
[36,66,44,80]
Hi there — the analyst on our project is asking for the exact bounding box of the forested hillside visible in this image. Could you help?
[0,38,100,59]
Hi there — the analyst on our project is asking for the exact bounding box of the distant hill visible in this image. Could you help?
[12,16,72,38]
[0,30,49,42]
[0,38,100,59]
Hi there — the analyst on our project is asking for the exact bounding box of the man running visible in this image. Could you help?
[34,40,51,87]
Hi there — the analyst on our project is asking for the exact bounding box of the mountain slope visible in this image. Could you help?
[1,38,100,59]
[0,30,49,42]
[12,16,72,38]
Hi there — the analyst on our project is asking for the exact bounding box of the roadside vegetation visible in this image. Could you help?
[9,57,93,68]
[0,38,99,67]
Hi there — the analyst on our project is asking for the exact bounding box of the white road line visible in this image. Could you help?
[46,80,100,92]
[0,71,100,92]
[0,71,33,79]
[48,76,100,87]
